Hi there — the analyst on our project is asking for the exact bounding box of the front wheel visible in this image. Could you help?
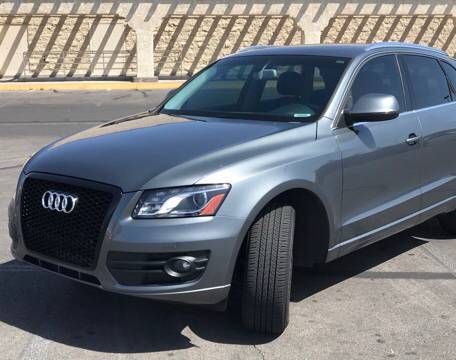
[438,210,456,234]
[241,202,295,334]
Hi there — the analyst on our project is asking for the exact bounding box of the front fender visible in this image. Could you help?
[201,132,342,246]
[198,132,342,279]
[239,179,336,241]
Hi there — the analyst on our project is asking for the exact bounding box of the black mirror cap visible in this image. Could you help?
[345,110,400,125]
[345,93,400,126]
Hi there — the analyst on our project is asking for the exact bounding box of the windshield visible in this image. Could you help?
[161,55,349,122]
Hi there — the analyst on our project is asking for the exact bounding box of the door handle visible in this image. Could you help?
[405,133,420,146]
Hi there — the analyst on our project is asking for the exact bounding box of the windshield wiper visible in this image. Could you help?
[101,111,151,127]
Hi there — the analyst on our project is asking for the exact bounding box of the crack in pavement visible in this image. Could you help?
[253,344,266,360]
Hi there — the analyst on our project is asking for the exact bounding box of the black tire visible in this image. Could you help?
[241,202,295,334]
[438,211,456,234]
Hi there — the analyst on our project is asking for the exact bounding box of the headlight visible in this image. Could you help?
[132,184,230,218]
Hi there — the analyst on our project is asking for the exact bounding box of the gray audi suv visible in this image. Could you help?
[8,42,456,334]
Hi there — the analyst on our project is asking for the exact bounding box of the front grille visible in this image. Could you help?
[21,175,119,269]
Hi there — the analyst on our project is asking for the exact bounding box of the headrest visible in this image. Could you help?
[277,71,302,96]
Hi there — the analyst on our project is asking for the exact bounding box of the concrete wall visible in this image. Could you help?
[0,1,454,80]
[323,15,455,56]
[0,15,136,79]
[154,15,304,78]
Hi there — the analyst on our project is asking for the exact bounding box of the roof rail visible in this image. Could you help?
[365,42,448,56]
[237,45,275,53]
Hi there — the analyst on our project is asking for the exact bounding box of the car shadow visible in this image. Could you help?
[292,231,425,302]
[0,219,450,353]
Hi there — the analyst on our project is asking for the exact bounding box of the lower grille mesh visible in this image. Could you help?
[21,176,117,268]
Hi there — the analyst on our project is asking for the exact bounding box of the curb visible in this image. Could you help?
[0,81,185,91]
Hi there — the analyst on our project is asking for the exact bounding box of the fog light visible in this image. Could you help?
[164,256,196,278]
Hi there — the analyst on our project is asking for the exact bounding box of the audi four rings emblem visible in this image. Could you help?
[41,191,78,214]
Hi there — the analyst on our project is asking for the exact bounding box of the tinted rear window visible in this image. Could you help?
[400,55,451,109]
[441,61,456,99]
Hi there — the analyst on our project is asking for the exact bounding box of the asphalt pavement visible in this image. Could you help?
[0,90,455,359]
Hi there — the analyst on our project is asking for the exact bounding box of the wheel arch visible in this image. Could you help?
[230,180,335,285]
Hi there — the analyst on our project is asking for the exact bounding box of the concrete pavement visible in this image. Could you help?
[0,89,169,124]
[0,90,455,359]
[0,90,168,170]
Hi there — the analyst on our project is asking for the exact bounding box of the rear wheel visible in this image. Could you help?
[241,202,295,334]
[438,210,456,234]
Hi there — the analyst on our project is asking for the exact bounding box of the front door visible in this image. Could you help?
[334,54,422,255]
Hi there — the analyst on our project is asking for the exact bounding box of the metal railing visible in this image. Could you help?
[23,50,136,77]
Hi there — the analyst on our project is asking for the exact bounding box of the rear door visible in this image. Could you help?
[399,55,456,219]
[335,54,422,253]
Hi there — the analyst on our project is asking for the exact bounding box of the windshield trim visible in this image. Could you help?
[160,108,319,123]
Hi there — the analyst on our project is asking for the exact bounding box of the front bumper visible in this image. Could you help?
[10,173,247,305]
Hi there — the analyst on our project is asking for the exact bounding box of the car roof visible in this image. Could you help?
[230,42,449,60]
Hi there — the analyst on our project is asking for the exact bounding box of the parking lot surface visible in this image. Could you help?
[0,91,455,359]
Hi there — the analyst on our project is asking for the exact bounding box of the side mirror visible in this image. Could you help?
[345,93,400,126]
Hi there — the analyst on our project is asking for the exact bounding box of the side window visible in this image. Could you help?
[347,55,406,112]
[441,61,456,99]
[400,55,451,109]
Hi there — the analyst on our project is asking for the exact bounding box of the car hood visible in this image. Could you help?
[25,113,301,192]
